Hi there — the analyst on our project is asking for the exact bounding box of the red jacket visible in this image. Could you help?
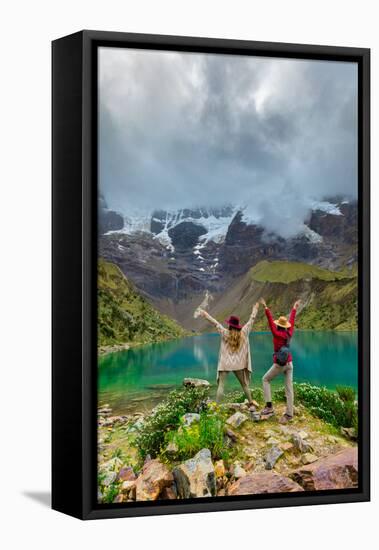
[265,307,296,364]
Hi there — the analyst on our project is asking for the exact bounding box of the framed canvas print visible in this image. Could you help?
[52,30,370,520]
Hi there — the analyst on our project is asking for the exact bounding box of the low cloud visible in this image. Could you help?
[99,48,357,238]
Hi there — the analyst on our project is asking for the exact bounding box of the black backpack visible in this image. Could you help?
[276,331,291,366]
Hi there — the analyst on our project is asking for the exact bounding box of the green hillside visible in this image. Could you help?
[250,260,349,284]
[98,259,187,347]
[204,260,357,332]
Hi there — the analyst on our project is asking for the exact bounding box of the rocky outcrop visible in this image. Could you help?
[99,209,124,234]
[98,199,357,331]
[289,447,358,491]
[183,378,210,388]
[173,448,216,498]
[228,472,304,495]
[135,459,174,501]
[168,221,207,250]
[98,196,124,234]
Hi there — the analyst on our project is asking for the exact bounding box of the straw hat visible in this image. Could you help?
[274,315,291,329]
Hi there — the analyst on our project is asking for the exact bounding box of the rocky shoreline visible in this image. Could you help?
[98,379,358,503]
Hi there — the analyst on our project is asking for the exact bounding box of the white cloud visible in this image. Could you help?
[99,47,357,238]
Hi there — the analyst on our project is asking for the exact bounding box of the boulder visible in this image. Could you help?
[291,433,314,453]
[173,448,216,498]
[102,457,124,472]
[228,472,304,495]
[226,412,248,428]
[101,471,117,487]
[135,459,174,501]
[160,483,178,500]
[341,427,358,441]
[265,446,284,470]
[182,413,201,426]
[120,480,137,499]
[183,378,210,388]
[289,447,358,491]
[117,466,136,482]
[165,441,179,456]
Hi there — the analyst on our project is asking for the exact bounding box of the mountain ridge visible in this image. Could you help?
[98,259,188,348]
[194,260,357,333]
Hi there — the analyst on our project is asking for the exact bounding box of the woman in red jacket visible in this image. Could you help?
[260,297,301,424]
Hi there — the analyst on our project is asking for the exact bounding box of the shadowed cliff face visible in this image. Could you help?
[98,200,357,330]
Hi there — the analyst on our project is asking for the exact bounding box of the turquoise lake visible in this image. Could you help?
[98,331,358,414]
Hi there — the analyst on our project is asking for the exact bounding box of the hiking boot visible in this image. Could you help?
[279,413,293,424]
[260,406,275,417]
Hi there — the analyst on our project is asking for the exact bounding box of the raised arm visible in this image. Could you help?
[198,309,226,334]
[265,307,278,335]
[288,300,301,336]
[243,302,259,333]
[260,298,278,335]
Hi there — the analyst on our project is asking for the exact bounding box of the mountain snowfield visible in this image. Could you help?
[105,200,346,253]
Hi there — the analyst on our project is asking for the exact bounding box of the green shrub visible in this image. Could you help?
[136,386,210,459]
[275,382,358,430]
[163,411,228,462]
[102,483,120,504]
[336,385,356,403]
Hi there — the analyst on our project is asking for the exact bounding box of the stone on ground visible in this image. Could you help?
[231,462,247,479]
[341,427,358,441]
[160,483,178,500]
[291,433,314,453]
[301,453,319,465]
[182,413,201,426]
[117,466,136,482]
[226,411,248,428]
[173,448,216,498]
[228,472,304,495]
[289,447,358,491]
[135,459,174,501]
[183,378,210,388]
[265,445,284,470]
[121,480,137,499]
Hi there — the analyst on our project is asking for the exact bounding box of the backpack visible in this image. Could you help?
[276,331,291,366]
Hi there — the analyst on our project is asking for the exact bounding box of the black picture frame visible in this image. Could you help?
[52,30,370,520]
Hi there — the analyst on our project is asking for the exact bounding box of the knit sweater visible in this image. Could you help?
[203,310,257,378]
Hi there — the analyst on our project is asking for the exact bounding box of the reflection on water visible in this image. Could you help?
[98,331,358,415]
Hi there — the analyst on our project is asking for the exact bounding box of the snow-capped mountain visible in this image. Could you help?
[98,196,357,330]
[101,199,349,254]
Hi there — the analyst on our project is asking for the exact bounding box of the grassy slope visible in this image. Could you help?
[207,260,357,331]
[98,259,187,347]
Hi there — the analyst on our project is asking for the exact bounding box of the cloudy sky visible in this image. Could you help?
[99,47,357,237]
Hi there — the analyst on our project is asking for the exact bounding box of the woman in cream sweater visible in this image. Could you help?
[198,302,259,404]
